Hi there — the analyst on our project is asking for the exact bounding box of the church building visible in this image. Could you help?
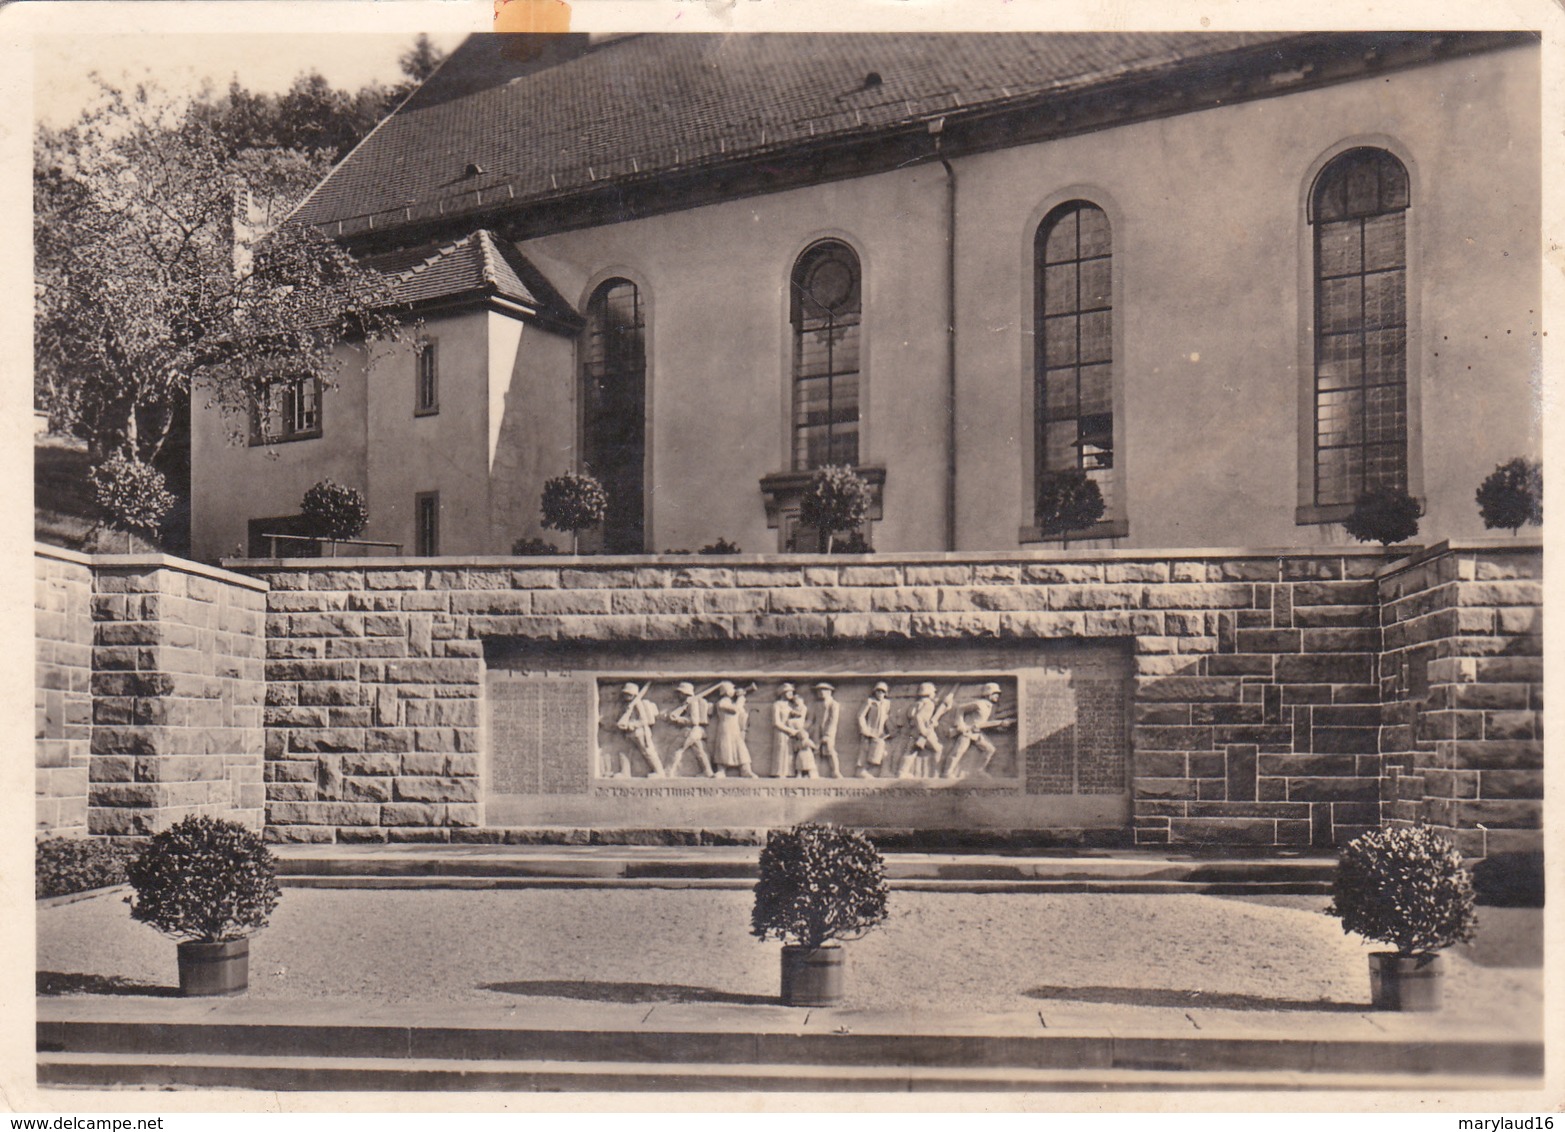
[190,31,1541,560]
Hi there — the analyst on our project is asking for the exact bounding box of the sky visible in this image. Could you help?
[34,31,472,127]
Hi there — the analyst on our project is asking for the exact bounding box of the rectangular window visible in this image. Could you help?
[415,492,440,556]
[251,378,322,445]
[415,340,439,416]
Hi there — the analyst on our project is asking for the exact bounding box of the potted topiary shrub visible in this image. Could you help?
[125,816,282,997]
[300,479,369,555]
[751,822,889,1006]
[540,471,608,555]
[1476,457,1542,534]
[1035,468,1106,545]
[1343,487,1422,546]
[1327,825,1477,1011]
[88,451,177,552]
[799,465,874,553]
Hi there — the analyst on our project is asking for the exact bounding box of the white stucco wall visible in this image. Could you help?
[192,42,1539,559]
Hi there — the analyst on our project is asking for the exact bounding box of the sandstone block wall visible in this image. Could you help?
[35,549,94,836]
[33,547,269,838]
[1379,541,1544,857]
[247,549,1407,848]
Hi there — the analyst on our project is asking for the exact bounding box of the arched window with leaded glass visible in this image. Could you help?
[1310,148,1410,508]
[790,241,862,470]
[1034,201,1114,521]
[581,278,647,553]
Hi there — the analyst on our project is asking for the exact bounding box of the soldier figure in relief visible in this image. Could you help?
[900,682,953,778]
[942,682,1014,778]
[615,682,666,777]
[667,681,717,778]
[856,681,893,778]
[812,682,843,778]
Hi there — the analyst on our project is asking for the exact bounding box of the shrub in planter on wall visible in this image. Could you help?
[1476,457,1542,534]
[510,536,561,556]
[36,837,139,899]
[126,816,281,996]
[300,479,369,543]
[1343,487,1422,547]
[1327,825,1477,1011]
[88,452,176,550]
[799,465,874,554]
[540,472,608,554]
[1035,468,1106,540]
[751,822,889,1006]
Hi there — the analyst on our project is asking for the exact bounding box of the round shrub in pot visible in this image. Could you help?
[751,822,889,1006]
[126,816,281,997]
[1327,825,1477,1011]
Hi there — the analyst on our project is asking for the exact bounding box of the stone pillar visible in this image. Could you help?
[35,548,95,837]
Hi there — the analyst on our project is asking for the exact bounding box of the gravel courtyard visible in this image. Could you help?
[37,887,1542,1031]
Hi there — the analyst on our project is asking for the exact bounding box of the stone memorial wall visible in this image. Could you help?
[36,541,1542,857]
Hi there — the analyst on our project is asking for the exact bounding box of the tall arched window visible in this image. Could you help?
[581,278,646,553]
[791,241,861,470]
[1035,201,1114,517]
[1310,148,1409,507]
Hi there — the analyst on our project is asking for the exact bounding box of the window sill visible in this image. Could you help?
[1019,518,1129,544]
[1296,498,1424,527]
[249,429,323,448]
[414,406,440,418]
[759,465,886,528]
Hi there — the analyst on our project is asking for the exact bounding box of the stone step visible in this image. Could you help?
[279,874,1332,895]
[270,847,1338,893]
[35,1050,1539,1093]
[39,1016,1542,1079]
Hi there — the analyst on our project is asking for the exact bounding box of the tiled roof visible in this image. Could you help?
[364,228,582,329]
[292,32,1298,234]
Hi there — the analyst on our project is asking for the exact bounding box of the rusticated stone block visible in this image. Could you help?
[998,612,1086,638]
[269,801,380,826]
[381,802,440,826]
[262,824,337,843]
[1450,798,1542,828]
[1085,611,1163,636]
[905,565,972,586]
[1292,581,1377,606]
[838,566,901,587]
[1285,776,1379,803]
[908,612,1004,639]
[1135,778,1198,800]
[404,700,479,728]
[768,588,871,613]
[700,589,770,614]
[663,566,733,588]
[285,729,362,753]
[1049,585,1147,611]
[364,571,426,590]
[1215,560,1281,582]
[1274,654,1373,685]
[1103,562,1170,584]
[1483,711,1537,740]
[382,659,481,685]
[1134,726,1213,750]
[450,592,532,615]
[827,613,913,639]
[343,776,393,802]
[394,776,479,803]
[1143,584,1253,610]
[731,566,799,588]
[1168,818,1277,845]
[611,590,703,615]
[1135,676,1241,703]
[1459,581,1543,608]
[560,568,639,589]
[532,589,612,615]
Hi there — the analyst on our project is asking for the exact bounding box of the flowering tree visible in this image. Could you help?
[34,80,405,470]
[300,480,370,545]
